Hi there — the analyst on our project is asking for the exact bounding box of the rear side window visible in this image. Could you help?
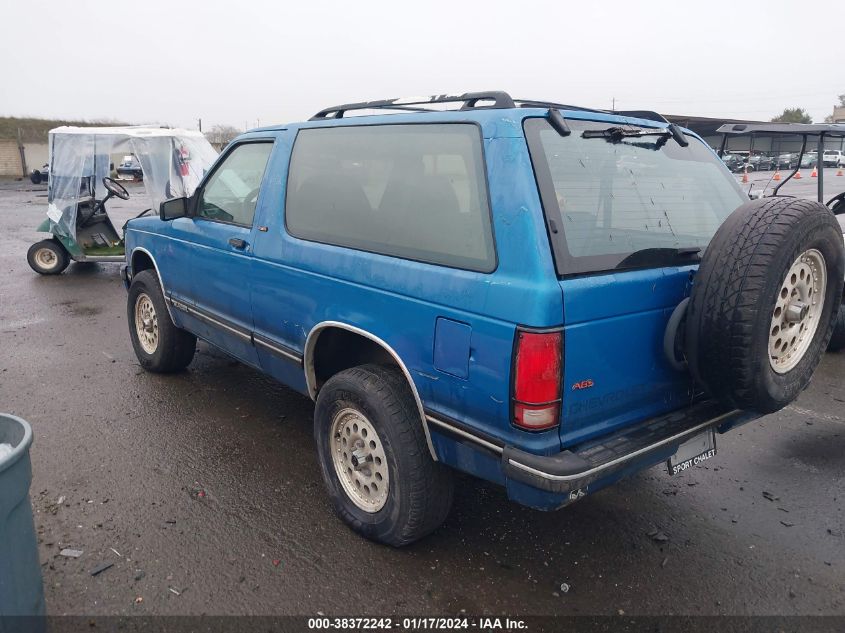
[285,124,495,272]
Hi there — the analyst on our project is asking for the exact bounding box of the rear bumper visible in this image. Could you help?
[427,401,760,502]
[503,402,758,494]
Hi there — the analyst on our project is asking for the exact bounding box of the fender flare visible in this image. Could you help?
[304,321,437,460]
[128,247,175,321]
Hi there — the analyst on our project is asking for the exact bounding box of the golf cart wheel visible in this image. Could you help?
[27,239,69,275]
[29,171,42,185]
[828,303,845,352]
[314,364,453,547]
[686,197,844,413]
[127,270,196,373]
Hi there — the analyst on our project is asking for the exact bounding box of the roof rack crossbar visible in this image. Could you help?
[310,91,516,120]
[515,102,670,124]
[615,110,669,124]
[514,99,608,114]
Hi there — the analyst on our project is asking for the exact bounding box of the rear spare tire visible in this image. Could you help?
[686,197,844,413]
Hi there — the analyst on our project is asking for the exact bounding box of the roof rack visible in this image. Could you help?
[309,91,672,124]
[310,91,516,120]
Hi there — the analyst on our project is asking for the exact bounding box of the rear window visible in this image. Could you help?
[524,117,748,275]
[285,123,495,272]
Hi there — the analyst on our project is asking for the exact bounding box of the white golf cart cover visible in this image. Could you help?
[47,126,218,240]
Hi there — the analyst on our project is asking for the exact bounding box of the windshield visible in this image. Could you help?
[524,117,748,275]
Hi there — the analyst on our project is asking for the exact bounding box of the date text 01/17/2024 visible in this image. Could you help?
[307,617,528,630]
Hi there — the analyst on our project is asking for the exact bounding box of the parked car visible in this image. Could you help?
[121,92,845,546]
[823,150,845,168]
[748,154,773,171]
[721,153,746,172]
[116,155,143,181]
[29,163,49,185]
[786,152,818,170]
[773,153,794,170]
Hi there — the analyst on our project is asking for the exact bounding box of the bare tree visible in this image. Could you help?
[204,124,241,146]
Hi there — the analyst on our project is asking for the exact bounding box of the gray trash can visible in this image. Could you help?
[0,414,45,618]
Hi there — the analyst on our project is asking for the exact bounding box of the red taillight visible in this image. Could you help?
[512,330,562,431]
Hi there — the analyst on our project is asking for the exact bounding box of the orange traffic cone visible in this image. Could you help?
[837,168,844,177]
[741,165,749,184]
[794,169,803,180]
[811,166,818,178]
[773,169,781,181]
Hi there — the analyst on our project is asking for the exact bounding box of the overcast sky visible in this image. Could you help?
[1,0,842,131]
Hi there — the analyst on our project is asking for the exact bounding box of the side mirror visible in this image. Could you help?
[160,196,188,221]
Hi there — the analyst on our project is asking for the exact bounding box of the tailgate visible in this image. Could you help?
[559,266,697,447]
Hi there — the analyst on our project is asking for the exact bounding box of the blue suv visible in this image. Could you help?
[123,92,844,545]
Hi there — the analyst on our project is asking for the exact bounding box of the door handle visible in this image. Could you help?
[228,237,248,249]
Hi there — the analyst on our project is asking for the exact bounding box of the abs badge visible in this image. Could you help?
[572,379,594,391]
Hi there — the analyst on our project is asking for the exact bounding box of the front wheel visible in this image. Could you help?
[127,270,196,372]
[27,239,69,275]
[314,364,453,546]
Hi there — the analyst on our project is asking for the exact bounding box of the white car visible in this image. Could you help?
[823,149,845,168]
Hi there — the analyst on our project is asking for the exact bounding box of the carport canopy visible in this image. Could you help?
[716,123,845,202]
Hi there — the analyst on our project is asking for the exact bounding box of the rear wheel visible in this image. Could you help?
[127,270,196,372]
[314,364,453,546]
[27,239,69,275]
[686,197,844,413]
[29,171,42,185]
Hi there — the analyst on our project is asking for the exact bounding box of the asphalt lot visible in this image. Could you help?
[0,178,843,617]
[737,166,845,200]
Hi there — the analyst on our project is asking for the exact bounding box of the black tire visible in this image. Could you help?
[30,171,41,185]
[127,270,196,373]
[26,239,69,275]
[828,302,845,352]
[314,364,453,546]
[686,197,845,413]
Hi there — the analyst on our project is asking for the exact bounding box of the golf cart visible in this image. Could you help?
[26,126,218,275]
[717,123,845,351]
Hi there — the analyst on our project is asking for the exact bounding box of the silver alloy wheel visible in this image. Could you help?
[769,248,827,373]
[134,293,159,355]
[34,247,57,270]
[330,407,389,513]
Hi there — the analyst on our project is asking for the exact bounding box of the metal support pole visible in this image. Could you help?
[817,133,824,203]
[16,127,27,178]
